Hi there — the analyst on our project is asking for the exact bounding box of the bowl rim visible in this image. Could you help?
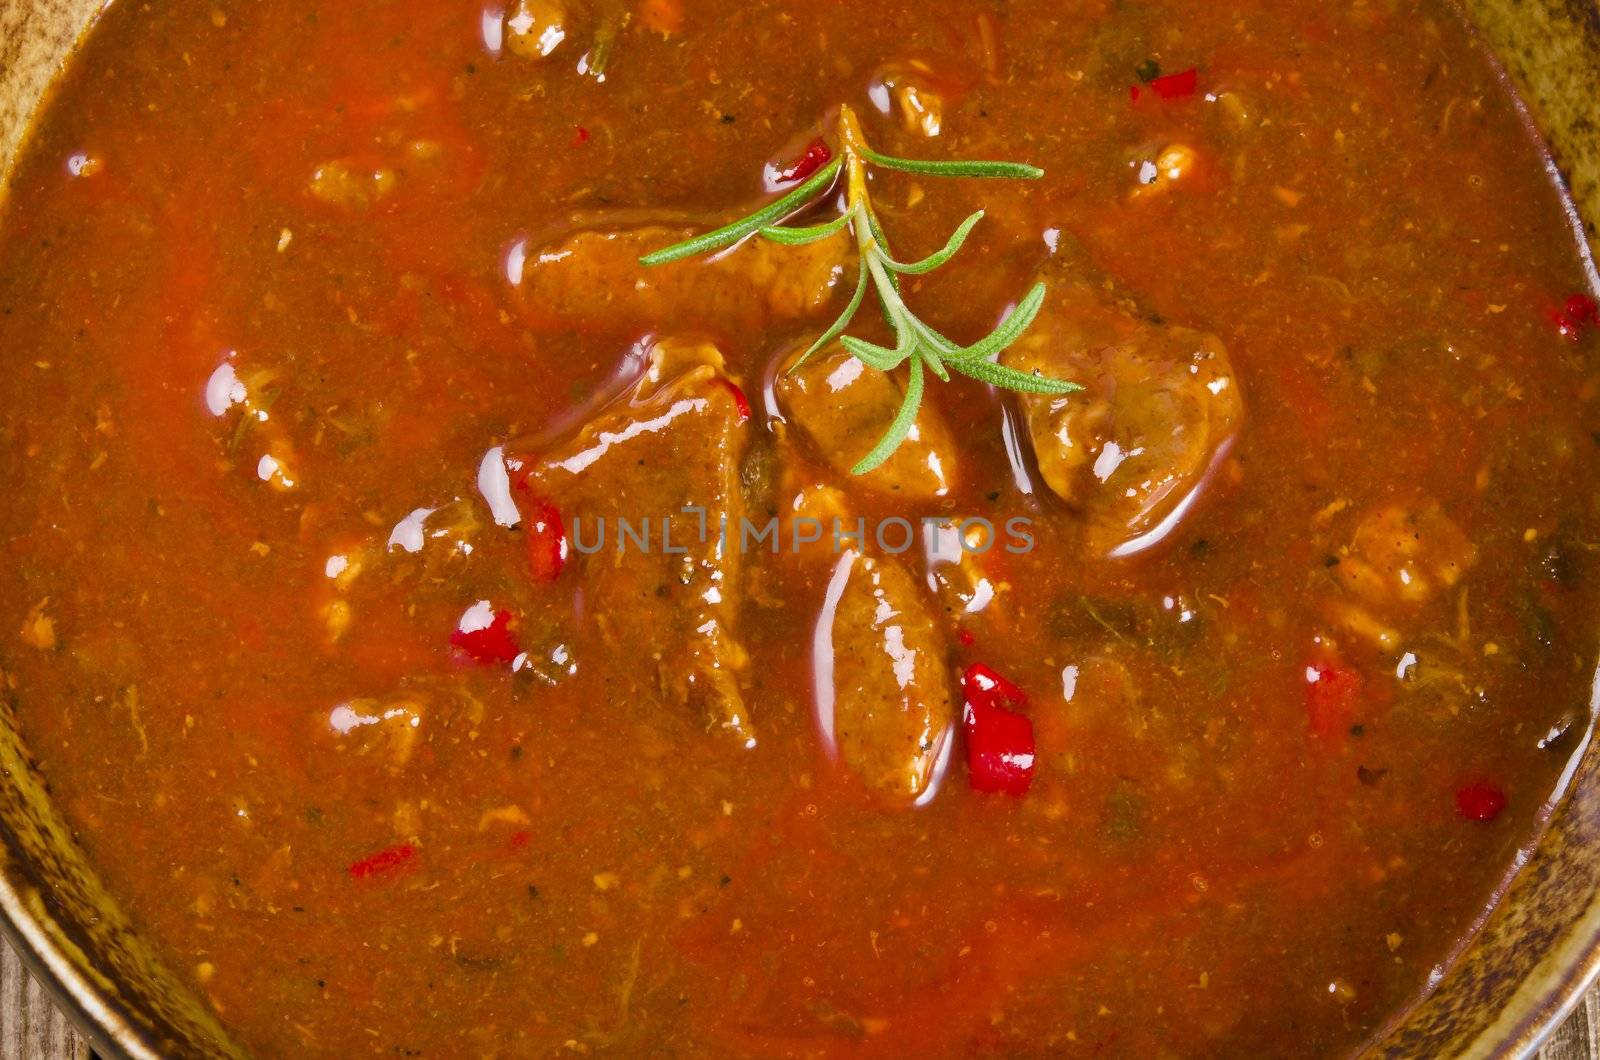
[0,855,161,1059]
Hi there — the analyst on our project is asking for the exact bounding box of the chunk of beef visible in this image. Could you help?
[327,695,425,770]
[1323,501,1478,650]
[313,499,487,647]
[869,61,948,138]
[512,224,849,337]
[204,357,302,491]
[322,676,490,771]
[923,517,1005,617]
[1002,275,1243,558]
[819,549,955,804]
[1335,503,1477,607]
[516,337,755,745]
[776,347,959,499]
[307,158,398,210]
[502,0,570,59]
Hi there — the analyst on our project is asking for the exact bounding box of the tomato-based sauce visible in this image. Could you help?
[1,0,1598,1055]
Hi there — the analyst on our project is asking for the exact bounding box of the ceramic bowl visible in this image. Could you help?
[0,0,1597,1055]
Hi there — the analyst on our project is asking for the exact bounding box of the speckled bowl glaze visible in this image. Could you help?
[1,1,1599,1057]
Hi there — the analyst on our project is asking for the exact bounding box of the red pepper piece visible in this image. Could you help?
[517,491,568,583]
[1549,305,1583,342]
[1305,661,1363,737]
[717,378,752,423]
[957,628,976,648]
[961,663,1036,796]
[1549,292,1600,342]
[348,842,416,879]
[1566,292,1599,325]
[1150,68,1198,100]
[774,137,832,185]
[450,602,521,664]
[1455,781,1507,822]
[571,126,591,147]
[1129,85,1142,103]
[965,662,1026,713]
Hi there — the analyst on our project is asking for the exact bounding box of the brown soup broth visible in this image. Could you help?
[0,0,1598,1055]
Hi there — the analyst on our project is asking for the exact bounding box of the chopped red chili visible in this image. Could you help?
[572,126,591,146]
[961,663,1036,796]
[1549,291,1599,342]
[1455,781,1507,822]
[348,842,417,879]
[1550,306,1583,342]
[1305,661,1363,737]
[718,378,752,422]
[774,137,832,184]
[1150,68,1199,100]
[450,602,521,664]
[516,491,569,583]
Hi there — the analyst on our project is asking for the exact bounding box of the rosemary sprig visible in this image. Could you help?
[641,105,1079,475]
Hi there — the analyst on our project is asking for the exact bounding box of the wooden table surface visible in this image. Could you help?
[0,934,1596,1058]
